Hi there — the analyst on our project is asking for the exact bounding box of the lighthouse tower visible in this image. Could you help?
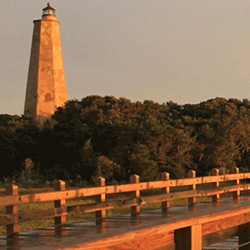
[24,3,67,124]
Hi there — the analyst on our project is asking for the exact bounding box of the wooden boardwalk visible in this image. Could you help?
[2,168,250,249]
[0,197,249,250]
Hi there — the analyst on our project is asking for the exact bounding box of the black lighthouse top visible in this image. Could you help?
[42,3,56,16]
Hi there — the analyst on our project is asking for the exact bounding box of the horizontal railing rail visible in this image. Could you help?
[0,184,250,225]
[2,183,250,226]
[1,171,250,207]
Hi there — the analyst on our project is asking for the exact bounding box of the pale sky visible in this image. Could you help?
[1,0,250,115]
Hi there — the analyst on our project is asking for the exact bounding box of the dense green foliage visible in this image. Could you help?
[1,96,250,184]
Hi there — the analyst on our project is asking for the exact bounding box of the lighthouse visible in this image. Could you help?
[24,3,67,124]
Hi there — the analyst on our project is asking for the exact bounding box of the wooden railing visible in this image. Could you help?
[1,167,250,248]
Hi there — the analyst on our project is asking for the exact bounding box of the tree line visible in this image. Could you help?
[1,96,250,185]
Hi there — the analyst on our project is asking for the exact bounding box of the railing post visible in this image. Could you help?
[212,168,220,203]
[54,180,66,235]
[161,172,170,213]
[187,170,196,211]
[95,177,106,228]
[6,184,19,250]
[130,174,140,220]
[175,224,202,250]
[232,167,240,201]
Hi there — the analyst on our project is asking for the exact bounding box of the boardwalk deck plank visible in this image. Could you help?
[1,197,250,249]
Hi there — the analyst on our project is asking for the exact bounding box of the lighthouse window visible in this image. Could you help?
[43,10,55,15]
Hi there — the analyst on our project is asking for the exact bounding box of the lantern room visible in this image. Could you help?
[42,3,56,18]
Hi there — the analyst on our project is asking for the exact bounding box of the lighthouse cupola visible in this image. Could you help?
[42,3,56,20]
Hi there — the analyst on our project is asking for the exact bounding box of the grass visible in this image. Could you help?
[0,181,242,235]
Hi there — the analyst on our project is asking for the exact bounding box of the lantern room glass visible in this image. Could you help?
[43,9,55,16]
